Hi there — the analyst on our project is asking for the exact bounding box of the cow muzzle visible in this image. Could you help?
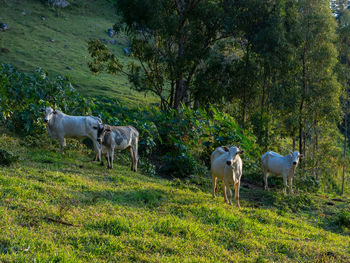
[293,161,297,165]
[97,138,102,144]
[226,161,232,166]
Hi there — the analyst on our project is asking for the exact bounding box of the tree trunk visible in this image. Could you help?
[342,84,349,196]
[259,71,266,145]
[169,79,175,108]
[315,121,319,180]
[292,137,296,151]
[299,49,307,161]
[173,1,186,110]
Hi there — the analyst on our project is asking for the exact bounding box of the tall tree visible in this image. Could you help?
[89,0,237,110]
[335,5,350,195]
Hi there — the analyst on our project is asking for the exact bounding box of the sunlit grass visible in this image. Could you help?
[0,134,349,262]
[0,0,157,106]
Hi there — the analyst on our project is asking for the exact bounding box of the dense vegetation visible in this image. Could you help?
[88,0,350,195]
[0,0,350,261]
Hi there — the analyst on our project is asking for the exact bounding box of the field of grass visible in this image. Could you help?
[0,133,349,262]
[0,0,156,106]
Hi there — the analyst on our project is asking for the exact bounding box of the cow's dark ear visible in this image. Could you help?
[53,110,57,114]
[238,150,244,154]
[39,108,45,112]
[222,146,229,152]
[106,128,111,132]
[92,126,98,130]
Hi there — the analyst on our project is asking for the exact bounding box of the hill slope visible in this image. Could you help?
[0,0,155,106]
[0,134,349,262]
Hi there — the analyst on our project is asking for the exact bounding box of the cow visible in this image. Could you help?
[210,146,244,208]
[96,124,139,172]
[261,150,303,194]
[40,107,102,161]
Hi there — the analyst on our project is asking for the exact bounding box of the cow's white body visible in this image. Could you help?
[43,107,101,160]
[210,146,243,208]
[261,151,302,194]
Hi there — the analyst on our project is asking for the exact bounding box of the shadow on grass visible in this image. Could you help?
[78,188,168,209]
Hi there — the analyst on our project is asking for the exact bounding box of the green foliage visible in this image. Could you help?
[336,210,350,228]
[295,174,321,193]
[273,192,315,213]
[0,63,89,135]
[0,149,18,166]
[0,63,261,179]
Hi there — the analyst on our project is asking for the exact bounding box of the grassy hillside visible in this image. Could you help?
[0,0,156,106]
[0,133,349,262]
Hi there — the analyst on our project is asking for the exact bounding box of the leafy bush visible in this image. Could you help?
[0,149,18,166]
[336,210,350,228]
[0,63,261,179]
[295,174,320,193]
[0,63,90,135]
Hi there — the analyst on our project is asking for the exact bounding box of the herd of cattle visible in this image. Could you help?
[40,107,304,208]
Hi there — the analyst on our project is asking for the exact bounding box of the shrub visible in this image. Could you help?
[0,63,90,135]
[0,149,18,166]
[0,63,261,179]
[295,174,320,193]
[336,210,350,228]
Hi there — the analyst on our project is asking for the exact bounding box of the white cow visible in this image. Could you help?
[261,150,303,194]
[97,124,139,172]
[210,146,244,208]
[40,107,102,161]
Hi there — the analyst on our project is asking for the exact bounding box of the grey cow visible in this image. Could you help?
[97,124,139,172]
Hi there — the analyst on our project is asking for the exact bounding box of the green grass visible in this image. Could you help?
[0,133,349,262]
[0,0,157,106]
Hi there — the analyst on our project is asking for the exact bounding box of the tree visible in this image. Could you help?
[89,0,235,111]
[335,5,350,195]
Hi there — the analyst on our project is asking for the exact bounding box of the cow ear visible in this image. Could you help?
[92,126,98,130]
[222,146,229,152]
[238,150,244,154]
[106,128,111,132]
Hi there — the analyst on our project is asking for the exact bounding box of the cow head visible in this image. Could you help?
[40,107,56,123]
[225,146,244,166]
[96,124,111,144]
[289,150,303,166]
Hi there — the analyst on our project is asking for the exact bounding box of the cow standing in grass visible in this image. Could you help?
[261,151,303,194]
[40,107,102,161]
[97,124,139,172]
[210,146,244,208]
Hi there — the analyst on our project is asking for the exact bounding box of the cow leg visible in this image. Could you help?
[282,174,288,194]
[212,176,217,199]
[133,144,138,172]
[234,181,241,209]
[263,171,269,190]
[59,137,66,154]
[109,148,115,169]
[92,140,101,162]
[221,181,227,203]
[224,180,232,205]
[288,176,294,194]
[128,146,134,171]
